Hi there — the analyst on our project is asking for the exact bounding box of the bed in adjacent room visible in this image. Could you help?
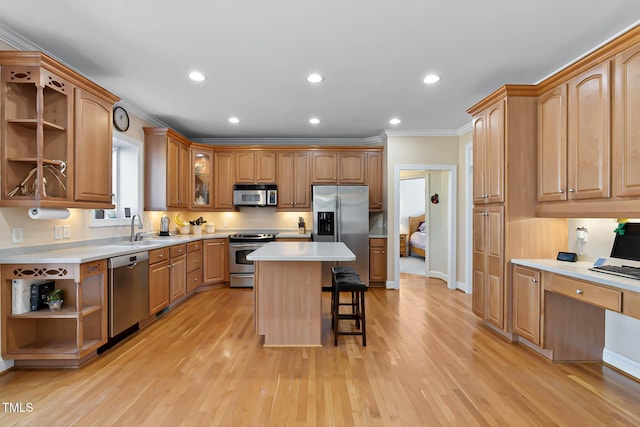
[408,215,426,257]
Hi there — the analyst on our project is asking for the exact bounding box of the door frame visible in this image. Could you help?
[393,164,457,290]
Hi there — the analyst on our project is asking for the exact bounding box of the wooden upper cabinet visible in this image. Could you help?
[311,151,366,184]
[567,61,611,200]
[190,147,214,209]
[613,43,640,197]
[277,151,310,210]
[311,151,337,183]
[143,127,191,210]
[338,152,365,184]
[537,62,611,202]
[74,88,113,204]
[472,99,504,204]
[538,84,568,201]
[366,151,383,211]
[235,151,276,183]
[214,151,235,210]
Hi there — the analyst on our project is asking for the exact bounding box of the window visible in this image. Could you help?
[89,133,143,227]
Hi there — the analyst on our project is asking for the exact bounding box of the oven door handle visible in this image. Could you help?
[230,244,262,249]
[232,273,255,278]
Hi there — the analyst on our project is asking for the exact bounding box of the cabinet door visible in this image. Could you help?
[485,100,505,204]
[214,152,235,209]
[567,61,611,200]
[178,142,190,208]
[169,255,186,302]
[277,152,295,208]
[613,44,640,197]
[255,151,276,182]
[204,239,226,283]
[338,152,365,184]
[191,148,214,209]
[369,238,387,282]
[74,88,113,204]
[513,265,541,345]
[235,152,255,183]
[472,208,487,317]
[366,152,383,211]
[485,206,504,328]
[311,152,337,183]
[293,152,310,209]
[538,84,568,201]
[166,136,181,208]
[472,113,487,204]
[149,260,170,315]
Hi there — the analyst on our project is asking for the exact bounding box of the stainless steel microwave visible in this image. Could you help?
[233,184,277,207]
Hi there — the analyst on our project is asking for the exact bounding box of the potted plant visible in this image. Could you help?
[46,288,64,311]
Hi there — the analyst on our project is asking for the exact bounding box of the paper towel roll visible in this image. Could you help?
[28,208,70,220]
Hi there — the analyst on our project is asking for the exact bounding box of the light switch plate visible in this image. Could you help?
[54,225,63,240]
[63,224,71,239]
[12,227,23,243]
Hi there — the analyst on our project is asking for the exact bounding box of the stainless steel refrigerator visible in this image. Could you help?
[312,185,369,287]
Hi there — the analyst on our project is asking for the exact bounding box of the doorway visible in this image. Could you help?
[393,164,457,290]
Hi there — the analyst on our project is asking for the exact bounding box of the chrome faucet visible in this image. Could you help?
[130,214,144,242]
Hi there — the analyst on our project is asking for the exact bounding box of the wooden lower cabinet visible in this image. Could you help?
[512,265,541,345]
[204,238,229,284]
[186,241,203,293]
[369,238,387,284]
[1,260,108,367]
[169,244,187,303]
[148,248,170,315]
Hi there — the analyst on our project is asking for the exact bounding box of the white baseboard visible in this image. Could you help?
[603,348,640,381]
[456,280,471,294]
[386,280,398,290]
[429,270,448,283]
[0,358,14,373]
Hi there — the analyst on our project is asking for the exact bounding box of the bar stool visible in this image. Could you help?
[332,273,366,346]
[331,266,359,328]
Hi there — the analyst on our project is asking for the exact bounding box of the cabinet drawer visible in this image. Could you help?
[187,252,202,273]
[149,248,170,264]
[369,238,386,248]
[545,274,621,312]
[187,241,202,253]
[187,269,202,293]
[170,244,187,258]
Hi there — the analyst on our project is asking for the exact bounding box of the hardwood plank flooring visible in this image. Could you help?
[1,273,640,426]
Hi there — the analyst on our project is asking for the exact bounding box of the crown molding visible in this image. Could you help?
[457,121,472,135]
[192,134,385,146]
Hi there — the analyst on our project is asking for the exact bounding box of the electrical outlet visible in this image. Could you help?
[223,219,229,228]
[377,219,383,229]
[12,227,23,243]
[63,224,71,239]
[54,225,63,240]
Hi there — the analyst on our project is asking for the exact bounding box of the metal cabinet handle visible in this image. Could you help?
[568,188,575,193]
[576,289,583,294]
[531,278,538,283]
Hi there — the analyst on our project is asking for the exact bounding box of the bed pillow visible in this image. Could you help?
[418,221,426,232]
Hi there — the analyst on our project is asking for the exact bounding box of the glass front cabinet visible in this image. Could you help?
[191,148,214,210]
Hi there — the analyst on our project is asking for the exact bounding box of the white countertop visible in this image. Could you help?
[512,259,640,293]
[0,234,228,264]
[247,242,355,262]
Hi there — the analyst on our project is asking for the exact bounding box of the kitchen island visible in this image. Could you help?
[247,241,355,346]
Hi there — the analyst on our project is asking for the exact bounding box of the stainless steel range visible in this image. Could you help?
[228,233,276,288]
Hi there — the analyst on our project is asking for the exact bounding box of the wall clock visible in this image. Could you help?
[113,106,130,132]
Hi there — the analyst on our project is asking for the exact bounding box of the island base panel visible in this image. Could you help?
[256,261,322,346]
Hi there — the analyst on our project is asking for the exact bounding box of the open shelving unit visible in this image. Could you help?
[1,260,107,367]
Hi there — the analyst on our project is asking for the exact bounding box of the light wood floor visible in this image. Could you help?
[1,274,640,426]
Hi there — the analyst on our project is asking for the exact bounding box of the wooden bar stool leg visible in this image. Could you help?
[360,290,366,346]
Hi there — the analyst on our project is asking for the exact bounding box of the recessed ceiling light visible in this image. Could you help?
[309,118,320,125]
[389,118,401,125]
[306,73,324,83]
[228,117,240,124]
[423,74,440,84]
[188,71,206,82]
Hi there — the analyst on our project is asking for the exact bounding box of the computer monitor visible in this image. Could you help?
[611,223,640,262]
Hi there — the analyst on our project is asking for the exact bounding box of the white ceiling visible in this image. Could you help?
[1,1,640,141]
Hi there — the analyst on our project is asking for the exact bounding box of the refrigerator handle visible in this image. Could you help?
[335,195,340,242]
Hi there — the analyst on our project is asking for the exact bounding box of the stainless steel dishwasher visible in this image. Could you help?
[108,251,149,338]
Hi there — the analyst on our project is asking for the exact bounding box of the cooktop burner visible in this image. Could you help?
[228,233,276,242]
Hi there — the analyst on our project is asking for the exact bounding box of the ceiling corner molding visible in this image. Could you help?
[0,23,41,50]
[192,134,385,146]
[456,122,472,136]
[384,129,461,137]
